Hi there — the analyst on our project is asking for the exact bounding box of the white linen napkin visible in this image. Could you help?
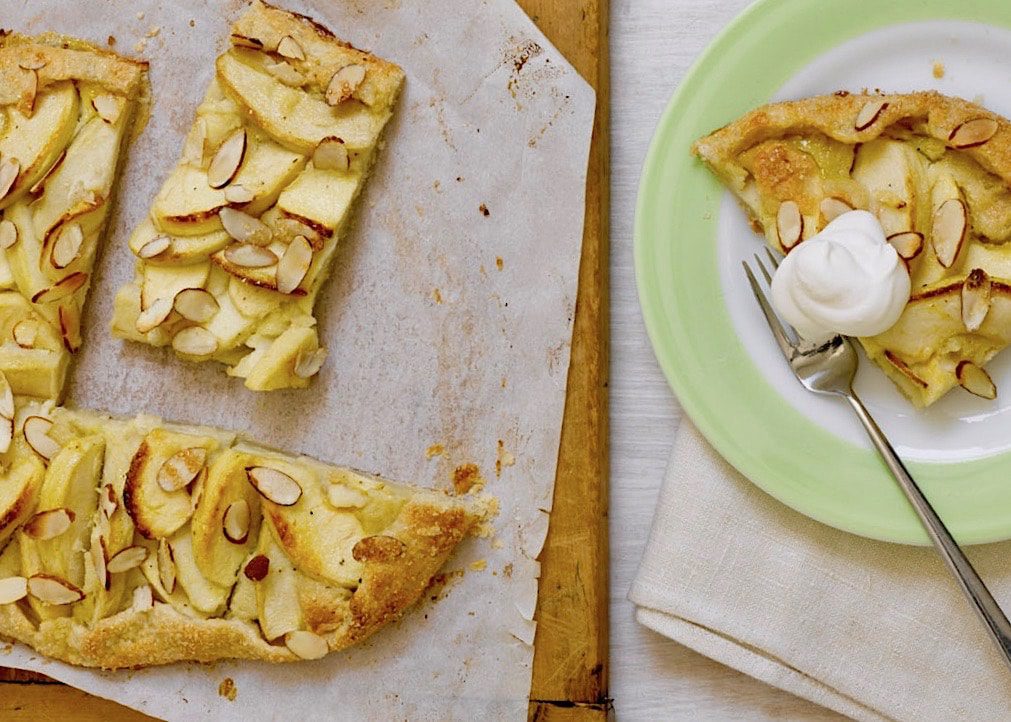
[630,421,1011,721]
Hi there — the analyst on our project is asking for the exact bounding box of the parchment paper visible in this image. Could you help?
[2,1,595,719]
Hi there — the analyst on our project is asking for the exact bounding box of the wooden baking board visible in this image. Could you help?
[0,1,609,718]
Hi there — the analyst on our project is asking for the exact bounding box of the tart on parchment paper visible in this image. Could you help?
[0,31,147,400]
[112,0,405,392]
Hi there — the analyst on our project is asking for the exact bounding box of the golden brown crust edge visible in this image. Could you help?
[693,91,1011,188]
[0,497,489,668]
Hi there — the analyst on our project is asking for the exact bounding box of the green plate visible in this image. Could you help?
[634,0,1011,545]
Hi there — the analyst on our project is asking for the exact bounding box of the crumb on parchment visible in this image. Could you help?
[218,677,237,701]
[469,559,487,571]
[933,61,945,79]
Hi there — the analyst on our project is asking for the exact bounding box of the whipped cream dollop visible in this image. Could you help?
[770,210,910,339]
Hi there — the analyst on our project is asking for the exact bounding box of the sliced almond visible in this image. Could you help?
[0,220,17,249]
[131,584,154,611]
[135,296,174,334]
[243,554,269,581]
[276,35,305,60]
[0,157,20,201]
[819,197,852,224]
[27,574,84,605]
[224,243,278,268]
[23,508,75,540]
[174,288,219,323]
[107,545,148,574]
[31,271,88,304]
[219,207,272,245]
[222,500,250,544]
[276,236,312,294]
[886,231,924,260]
[91,532,109,591]
[265,60,306,87]
[285,630,329,660]
[137,235,171,259]
[956,360,996,399]
[949,118,999,149]
[182,117,207,165]
[246,466,302,506]
[12,319,37,348]
[931,198,967,268]
[294,347,326,379]
[24,415,59,461]
[224,184,255,204]
[207,128,247,189]
[59,302,82,353]
[92,94,125,124]
[0,576,27,604]
[776,200,803,251]
[854,99,889,131]
[171,326,219,357]
[157,447,207,492]
[326,64,366,106]
[50,223,84,269]
[157,539,176,594]
[961,268,992,332]
[0,371,14,420]
[312,137,349,171]
[100,483,118,519]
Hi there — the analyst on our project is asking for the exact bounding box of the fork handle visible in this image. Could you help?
[845,391,1011,669]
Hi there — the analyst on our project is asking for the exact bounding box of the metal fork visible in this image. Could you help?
[744,247,1011,671]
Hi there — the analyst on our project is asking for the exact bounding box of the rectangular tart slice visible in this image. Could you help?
[112,0,404,391]
[0,33,147,400]
[0,398,491,668]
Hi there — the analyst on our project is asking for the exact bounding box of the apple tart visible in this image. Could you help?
[0,33,147,400]
[112,0,404,391]
[0,397,491,668]
[694,91,1011,406]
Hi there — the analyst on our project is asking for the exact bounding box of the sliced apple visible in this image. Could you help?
[122,428,219,540]
[254,520,302,641]
[275,167,358,240]
[227,557,259,620]
[128,218,230,266]
[0,457,45,549]
[244,325,318,391]
[152,136,304,237]
[166,527,231,614]
[0,81,80,210]
[141,261,210,310]
[217,51,384,154]
[258,456,365,587]
[33,434,104,588]
[191,449,262,586]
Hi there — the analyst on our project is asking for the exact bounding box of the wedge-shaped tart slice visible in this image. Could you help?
[694,91,1011,406]
[112,0,404,391]
[0,32,147,401]
[0,398,492,668]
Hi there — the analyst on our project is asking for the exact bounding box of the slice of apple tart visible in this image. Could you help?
[694,91,1011,406]
[0,33,147,400]
[0,397,492,668]
[112,0,404,391]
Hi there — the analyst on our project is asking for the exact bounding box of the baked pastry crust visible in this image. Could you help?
[0,33,147,400]
[112,0,405,391]
[695,91,1011,406]
[0,402,492,668]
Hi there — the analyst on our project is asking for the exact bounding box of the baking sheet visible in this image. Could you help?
[2,0,595,719]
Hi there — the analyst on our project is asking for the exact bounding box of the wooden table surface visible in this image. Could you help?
[0,1,611,719]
